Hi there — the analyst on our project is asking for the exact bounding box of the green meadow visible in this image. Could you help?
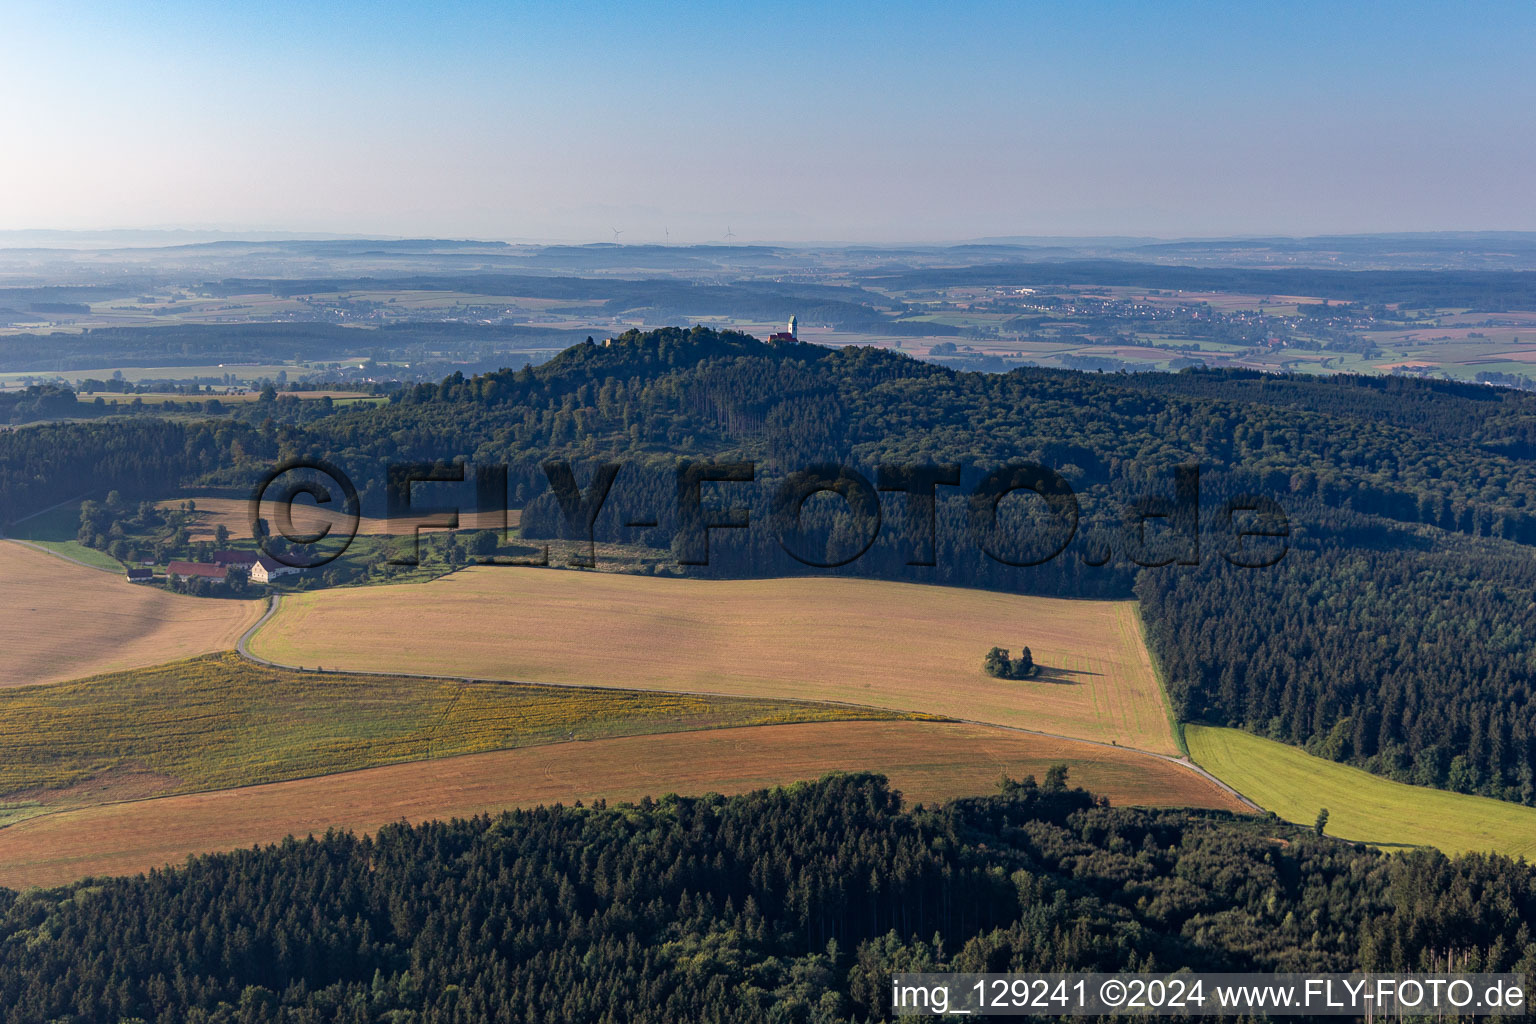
[1188,724,1536,859]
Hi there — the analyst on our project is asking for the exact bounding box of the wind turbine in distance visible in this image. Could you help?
[724,226,736,241]
[611,227,624,242]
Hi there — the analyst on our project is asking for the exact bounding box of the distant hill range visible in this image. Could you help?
[8,229,1536,262]
[963,231,1536,270]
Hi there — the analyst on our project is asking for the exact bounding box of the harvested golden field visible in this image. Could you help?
[161,495,517,541]
[250,567,1179,753]
[0,542,262,687]
[0,720,1243,887]
[0,652,914,825]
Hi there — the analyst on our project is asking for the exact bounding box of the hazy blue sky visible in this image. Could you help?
[5,1,1535,242]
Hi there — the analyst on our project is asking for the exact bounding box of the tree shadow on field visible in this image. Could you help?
[1335,836,1430,852]
[1025,665,1102,686]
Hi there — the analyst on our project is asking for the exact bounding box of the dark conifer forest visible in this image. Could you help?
[1,774,1532,1023]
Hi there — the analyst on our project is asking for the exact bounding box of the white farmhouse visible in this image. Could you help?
[251,555,303,584]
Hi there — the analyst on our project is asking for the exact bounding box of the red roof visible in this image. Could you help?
[165,561,228,580]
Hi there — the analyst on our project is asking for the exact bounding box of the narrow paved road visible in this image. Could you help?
[237,595,283,663]
[233,596,1260,812]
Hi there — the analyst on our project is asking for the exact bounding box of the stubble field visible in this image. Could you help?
[248,567,1181,753]
[0,542,262,686]
[0,719,1244,888]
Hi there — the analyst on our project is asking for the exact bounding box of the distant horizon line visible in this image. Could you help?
[6,227,1536,252]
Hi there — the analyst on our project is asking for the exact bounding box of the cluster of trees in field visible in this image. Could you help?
[983,646,1035,679]
[0,774,1530,1022]
[77,493,194,561]
[13,327,1536,801]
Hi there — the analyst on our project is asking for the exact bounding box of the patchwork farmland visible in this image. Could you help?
[0,653,921,826]
[0,719,1246,889]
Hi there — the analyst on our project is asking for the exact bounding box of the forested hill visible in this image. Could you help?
[9,326,1536,803]
[345,328,1536,519]
[1,774,1531,1022]
[358,326,1536,547]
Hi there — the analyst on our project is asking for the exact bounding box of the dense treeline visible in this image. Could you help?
[352,331,1536,543]
[1124,369,1536,456]
[0,774,1532,1023]
[10,327,1536,801]
[0,385,96,424]
[0,418,269,518]
[1139,522,1536,800]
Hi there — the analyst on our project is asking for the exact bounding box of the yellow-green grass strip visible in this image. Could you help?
[1187,724,1536,859]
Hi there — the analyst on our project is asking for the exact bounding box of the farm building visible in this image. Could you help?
[212,550,259,567]
[251,556,302,584]
[165,561,228,582]
[125,567,154,583]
